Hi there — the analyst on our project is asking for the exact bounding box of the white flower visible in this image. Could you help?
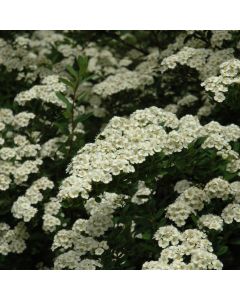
[198,214,224,231]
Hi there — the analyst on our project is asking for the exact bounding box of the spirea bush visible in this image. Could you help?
[1,30,240,269]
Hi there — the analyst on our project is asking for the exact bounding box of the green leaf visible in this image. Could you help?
[77,56,89,77]
[158,218,166,227]
[156,209,164,218]
[59,77,75,89]
[191,214,198,225]
[54,121,69,134]
[141,232,152,240]
[217,245,228,256]
[63,110,71,119]
[56,92,72,112]
[66,65,79,79]
[75,112,92,124]
[77,91,89,102]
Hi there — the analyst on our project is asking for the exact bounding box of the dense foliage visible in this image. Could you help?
[1,30,240,269]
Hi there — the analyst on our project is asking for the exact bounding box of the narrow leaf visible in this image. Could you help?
[56,92,72,112]
[66,65,78,79]
[59,77,75,89]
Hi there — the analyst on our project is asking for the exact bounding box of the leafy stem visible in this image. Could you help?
[56,55,90,157]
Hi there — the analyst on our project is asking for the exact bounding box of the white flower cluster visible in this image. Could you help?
[14,159,43,185]
[202,59,240,102]
[166,187,209,226]
[0,32,133,85]
[198,214,224,231]
[53,192,125,269]
[2,30,240,270]
[0,31,75,82]
[166,177,240,232]
[197,95,216,119]
[131,181,151,205]
[161,46,234,80]
[93,69,154,98]
[174,179,192,194]
[229,181,240,202]
[59,106,240,202]
[163,93,200,117]
[0,222,29,255]
[42,197,62,232]
[206,179,240,207]
[211,31,232,48]
[222,150,240,168]
[59,107,175,200]
[14,75,105,122]
[163,104,178,114]
[201,122,240,172]
[15,75,67,108]
[54,251,102,270]
[12,112,36,128]
[12,177,54,222]
[40,136,68,159]
[221,204,240,224]
[143,228,222,270]
[0,108,49,188]
[84,192,126,237]
[54,104,240,269]
[161,47,210,72]
[159,31,206,61]
[154,225,181,248]
[177,94,198,107]
[83,42,129,77]
[0,108,35,130]
[204,177,230,200]
[92,50,159,98]
[0,174,11,191]
[0,161,15,177]
[1,136,40,162]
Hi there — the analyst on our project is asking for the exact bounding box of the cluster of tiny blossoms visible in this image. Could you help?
[15,74,106,120]
[166,186,209,227]
[93,69,153,98]
[210,31,233,48]
[131,181,152,205]
[161,46,234,80]
[164,94,199,115]
[12,177,54,222]
[42,197,62,232]
[202,59,240,102]
[15,75,67,108]
[0,104,70,258]
[59,106,240,202]
[174,179,192,194]
[0,108,45,186]
[143,177,240,270]
[0,222,29,255]
[55,105,240,270]
[2,31,240,270]
[0,31,67,82]
[198,214,224,231]
[59,107,176,200]
[143,227,222,270]
[53,192,126,269]
[83,42,132,77]
[0,31,109,84]
[93,50,159,98]
[166,177,240,229]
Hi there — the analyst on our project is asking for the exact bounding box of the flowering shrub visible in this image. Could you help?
[1,30,240,269]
